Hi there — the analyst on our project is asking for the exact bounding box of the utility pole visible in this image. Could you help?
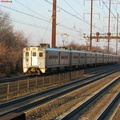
[116,13,119,55]
[107,0,111,53]
[84,0,100,51]
[90,0,93,51]
[85,1,120,54]
[52,0,57,47]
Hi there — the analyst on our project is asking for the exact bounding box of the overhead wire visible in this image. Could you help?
[64,0,84,19]
[15,0,81,33]
[100,0,120,34]
[25,0,41,41]
[91,1,108,33]
[75,0,89,13]
[45,0,106,33]
[10,18,51,30]
[11,17,79,40]
[101,0,120,22]
[44,0,89,24]
[0,4,79,33]
[64,0,105,32]
[41,17,52,43]
[75,0,106,33]
[1,0,103,36]
[1,0,120,43]
[0,4,50,23]
[14,0,48,20]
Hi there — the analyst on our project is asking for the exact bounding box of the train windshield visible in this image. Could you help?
[26,52,29,57]
[33,52,36,56]
[39,52,43,57]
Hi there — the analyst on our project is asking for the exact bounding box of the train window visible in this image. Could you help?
[61,56,68,59]
[49,56,58,59]
[26,52,29,57]
[73,56,78,59]
[33,52,36,56]
[39,52,43,57]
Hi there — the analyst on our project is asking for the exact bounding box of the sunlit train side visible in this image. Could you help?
[23,46,71,74]
[23,46,118,75]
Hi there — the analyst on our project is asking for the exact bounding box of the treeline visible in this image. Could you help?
[65,41,116,54]
[0,10,28,77]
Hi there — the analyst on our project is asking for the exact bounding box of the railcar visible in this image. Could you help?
[70,50,86,68]
[96,53,103,65]
[79,51,86,66]
[46,48,70,71]
[86,51,96,66]
[23,45,118,75]
[23,46,71,75]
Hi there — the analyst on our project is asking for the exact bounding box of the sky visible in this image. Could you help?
[0,0,120,52]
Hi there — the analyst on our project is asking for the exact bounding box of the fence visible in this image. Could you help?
[0,70,84,100]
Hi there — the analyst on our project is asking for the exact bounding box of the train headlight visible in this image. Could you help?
[23,68,28,73]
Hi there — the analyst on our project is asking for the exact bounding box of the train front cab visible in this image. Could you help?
[23,47,46,75]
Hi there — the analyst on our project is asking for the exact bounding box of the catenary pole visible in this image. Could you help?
[52,0,56,47]
[90,0,93,51]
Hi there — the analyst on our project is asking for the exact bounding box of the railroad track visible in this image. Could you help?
[60,77,120,120]
[0,65,118,102]
[97,92,120,120]
[0,65,120,120]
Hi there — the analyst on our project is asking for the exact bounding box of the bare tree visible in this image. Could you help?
[0,9,28,76]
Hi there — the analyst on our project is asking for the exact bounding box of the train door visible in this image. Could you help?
[95,53,97,65]
[31,51,37,66]
[69,51,72,68]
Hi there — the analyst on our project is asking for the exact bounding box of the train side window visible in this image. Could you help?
[26,52,29,57]
[39,52,43,57]
[61,56,68,59]
[33,52,36,56]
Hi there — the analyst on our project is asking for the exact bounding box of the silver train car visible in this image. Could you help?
[23,46,118,75]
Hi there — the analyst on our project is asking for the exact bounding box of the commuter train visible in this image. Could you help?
[23,45,118,75]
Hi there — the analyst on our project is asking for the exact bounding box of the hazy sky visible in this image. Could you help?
[0,0,120,50]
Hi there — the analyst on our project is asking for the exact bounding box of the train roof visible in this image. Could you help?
[23,46,118,56]
[44,47,70,52]
[24,46,70,52]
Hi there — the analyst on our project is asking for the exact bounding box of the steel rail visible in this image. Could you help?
[96,91,120,120]
[60,77,120,120]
